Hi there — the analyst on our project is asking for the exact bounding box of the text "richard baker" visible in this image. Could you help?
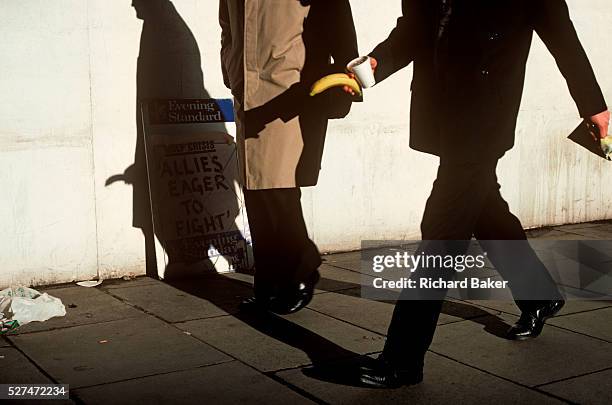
[373,278,509,290]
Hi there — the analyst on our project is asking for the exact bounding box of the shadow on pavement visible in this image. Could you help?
[163,268,510,388]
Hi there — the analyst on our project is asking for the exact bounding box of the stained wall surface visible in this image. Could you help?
[1,1,610,287]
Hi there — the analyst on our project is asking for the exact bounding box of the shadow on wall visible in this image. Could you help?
[105,0,245,279]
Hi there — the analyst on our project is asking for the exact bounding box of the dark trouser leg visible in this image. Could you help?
[474,185,563,312]
[383,160,562,369]
[383,160,498,370]
[243,188,321,300]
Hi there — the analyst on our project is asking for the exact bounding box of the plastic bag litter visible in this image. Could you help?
[0,287,66,332]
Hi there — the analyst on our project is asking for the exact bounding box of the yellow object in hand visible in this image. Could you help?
[601,136,612,160]
[310,73,362,97]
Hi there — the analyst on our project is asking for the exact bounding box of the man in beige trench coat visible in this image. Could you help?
[219,0,359,313]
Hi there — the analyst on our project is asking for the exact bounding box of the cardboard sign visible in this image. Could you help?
[141,99,251,278]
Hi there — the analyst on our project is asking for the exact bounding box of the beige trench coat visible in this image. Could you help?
[219,0,358,189]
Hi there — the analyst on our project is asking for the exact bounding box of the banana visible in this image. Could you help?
[309,73,362,97]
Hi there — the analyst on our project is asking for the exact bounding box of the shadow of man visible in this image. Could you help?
[106,0,246,278]
[104,0,367,371]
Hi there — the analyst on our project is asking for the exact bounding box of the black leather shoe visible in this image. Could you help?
[270,272,320,315]
[284,280,316,313]
[507,300,565,340]
[358,356,423,389]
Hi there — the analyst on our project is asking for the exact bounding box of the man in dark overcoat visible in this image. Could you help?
[353,0,609,387]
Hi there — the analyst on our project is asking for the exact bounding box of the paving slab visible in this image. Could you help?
[465,298,612,317]
[468,265,504,279]
[162,275,255,317]
[0,349,74,405]
[282,308,385,353]
[439,298,504,324]
[539,368,612,405]
[74,361,313,405]
[106,280,231,323]
[431,313,612,386]
[307,290,393,335]
[323,251,363,266]
[323,251,369,276]
[532,245,612,297]
[527,228,585,240]
[308,289,499,336]
[177,309,384,372]
[8,316,231,388]
[210,264,371,295]
[276,352,563,404]
[1,396,74,404]
[221,271,254,285]
[9,287,145,334]
[100,277,160,289]
[0,347,54,384]
[548,307,612,342]
[0,396,74,404]
[316,264,375,294]
[321,261,364,276]
[560,225,612,240]
[558,284,612,302]
[552,222,611,232]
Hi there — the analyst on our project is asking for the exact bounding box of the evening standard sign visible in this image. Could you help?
[142,99,250,276]
[147,99,234,124]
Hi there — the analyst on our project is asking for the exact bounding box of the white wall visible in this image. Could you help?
[0,0,610,287]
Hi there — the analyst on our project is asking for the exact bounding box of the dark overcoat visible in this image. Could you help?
[371,0,607,162]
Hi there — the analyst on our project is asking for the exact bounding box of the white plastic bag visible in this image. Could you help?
[0,287,66,326]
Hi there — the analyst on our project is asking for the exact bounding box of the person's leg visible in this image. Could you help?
[242,188,321,310]
[473,181,564,338]
[367,160,498,386]
[474,183,563,307]
[272,188,322,288]
[243,188,282,302]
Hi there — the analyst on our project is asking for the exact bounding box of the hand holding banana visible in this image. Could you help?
[309,57,378,97]
[310,73,362,97]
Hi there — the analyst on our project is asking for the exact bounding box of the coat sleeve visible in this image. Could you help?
[369,0,418,83]
[219,0,232,90]
[327,0,359,68]
[312,0,360,119]
[532,0,607,117]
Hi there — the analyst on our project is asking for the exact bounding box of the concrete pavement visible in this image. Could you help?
[2,222,612,404]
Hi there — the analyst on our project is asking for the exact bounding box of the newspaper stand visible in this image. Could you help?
[141,98,251,278]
